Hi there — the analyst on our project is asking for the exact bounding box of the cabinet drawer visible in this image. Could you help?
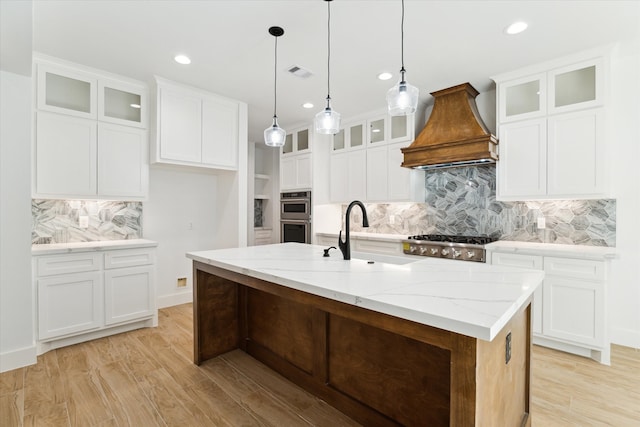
[353,239,402,256]
[36,253,101,277]
[255,230,272,239]
[104,248,155,269]
[490,252,543,270]
[544,257,604,281]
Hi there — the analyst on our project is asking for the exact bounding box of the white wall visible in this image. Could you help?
[609,38,640,348]
[143,165,220,308]
[0,71,36,372]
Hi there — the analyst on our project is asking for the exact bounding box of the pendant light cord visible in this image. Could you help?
[273,35,278,118]
[326,0,331,104]
[400,0,406,80]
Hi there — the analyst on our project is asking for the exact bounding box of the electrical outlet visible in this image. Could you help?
[79,215,89,229]
[537,217,546,229]
[177,277,187,288]
[389,215,395,225]
[505,332,512,364]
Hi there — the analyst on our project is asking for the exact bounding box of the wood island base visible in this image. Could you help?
[193,261,532,427]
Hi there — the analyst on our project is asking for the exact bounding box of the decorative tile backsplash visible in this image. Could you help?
[254,199,264,228]
[32,199,143,244]
[343,165,616,247]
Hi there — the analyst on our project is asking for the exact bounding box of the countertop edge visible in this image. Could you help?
[32,239,158,255]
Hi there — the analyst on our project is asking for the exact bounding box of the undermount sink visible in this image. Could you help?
[350,251,417,265]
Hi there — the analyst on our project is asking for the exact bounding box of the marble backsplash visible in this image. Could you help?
[254,199,264,228]
[343,165,616,247]
[32,199,143,244]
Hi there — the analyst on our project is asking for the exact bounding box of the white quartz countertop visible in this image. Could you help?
[187,243,544,342]
[486,240,616,260]
[32,239,158,255]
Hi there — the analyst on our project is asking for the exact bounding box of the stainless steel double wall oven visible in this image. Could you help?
[280,191,311,243]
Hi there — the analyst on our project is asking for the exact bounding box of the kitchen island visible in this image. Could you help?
[187,243,544,427]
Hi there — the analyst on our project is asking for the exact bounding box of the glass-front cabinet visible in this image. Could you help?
[332,120,365,152]
[498,73,546,123]
[98,79,147,128]
[282,127,311,155]
[368,116,386,145]
[37,64,97,119]
[548,59,603,114]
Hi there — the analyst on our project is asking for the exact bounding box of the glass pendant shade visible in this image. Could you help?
[264,117,286,147]
[387,80,419,116]
[315,99,341,134]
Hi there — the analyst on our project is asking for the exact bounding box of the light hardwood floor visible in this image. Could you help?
[1,303,639,426]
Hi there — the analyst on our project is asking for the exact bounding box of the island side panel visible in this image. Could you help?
[193,262,240,364]
[475,301,532,426]
[328,313,452,426]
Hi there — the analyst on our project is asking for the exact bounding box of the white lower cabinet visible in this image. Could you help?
[34,245,157,351]
[489,249,609,364]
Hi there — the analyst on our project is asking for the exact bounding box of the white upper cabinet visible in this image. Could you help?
[329,110,420,203]
[33,56,150,200]
[98,78,148,128]
[282,127,311,155]
[280,126,313,191]
[153,77,245,170]
[493,48,610,200]
[37,63,97,119]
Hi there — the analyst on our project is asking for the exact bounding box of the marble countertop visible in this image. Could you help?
[32,239,158,255]
[187,243,544,342]
[486,240,616,260]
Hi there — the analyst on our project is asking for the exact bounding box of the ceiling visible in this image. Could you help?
[13,1,640,141]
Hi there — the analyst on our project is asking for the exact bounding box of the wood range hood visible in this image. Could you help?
[401,82,498,170]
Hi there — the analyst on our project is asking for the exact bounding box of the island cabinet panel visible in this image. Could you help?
[328,314,451,426]
[245,289,315,374]
[193,270,239,363]
[192,261,532,427]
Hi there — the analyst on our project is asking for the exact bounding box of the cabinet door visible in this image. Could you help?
[295,154,312,189]
[497,119,547,199]
[388,114,414,144]
[38,271,102,340]
[98,79,147,128]
[547,109,605,197]
[490,252,544,335]
[97,124,148,199]
[158,87,202,163]
[367,116,386,145]
[37,64,96,119]
[330,152,349,203]
[498,73,546,123]
[366,146,388,201]
[104,265,155,325]
[387,142,418,201]
[201,96,239,169]
[548,59,603,115]
[280,156,297,190]
[35,112,97,197]
[543,275,604,347]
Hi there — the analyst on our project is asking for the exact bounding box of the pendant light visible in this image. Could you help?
[264,26,286,147]
[386,0,419,116]
[315,0,341,135]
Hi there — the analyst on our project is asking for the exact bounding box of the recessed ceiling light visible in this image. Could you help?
[174,54,191,65]
[505,21,528,35]
[302,102,314,109]
[378,72,393,81]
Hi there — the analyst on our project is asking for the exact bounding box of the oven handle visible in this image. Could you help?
[280,219,311,224]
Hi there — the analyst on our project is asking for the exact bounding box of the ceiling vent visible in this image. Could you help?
[287,65,313,79]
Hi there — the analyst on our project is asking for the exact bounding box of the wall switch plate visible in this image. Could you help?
[79,216,89,229]
[537,217,546,229]
[505,332,512,364]
[177,277,187,288]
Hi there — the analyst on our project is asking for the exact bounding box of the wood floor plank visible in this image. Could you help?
[62,367,117,427]
[0,367,23,396]
[0,389,24,427]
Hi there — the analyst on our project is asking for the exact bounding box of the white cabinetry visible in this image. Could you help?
[153,77,244,170]
[33,244,157,353]
[34,57,149,200]
[493,50,609,200]
[280,126,312,191]
[254,229,273,246]
[330,110,422,203]
[488,245,610,364]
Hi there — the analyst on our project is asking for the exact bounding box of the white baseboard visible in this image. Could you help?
[0,344,37,373]
[157,291,192,309]
[610,328,640,349]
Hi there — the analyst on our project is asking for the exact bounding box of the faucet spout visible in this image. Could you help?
[338,200,369,260]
